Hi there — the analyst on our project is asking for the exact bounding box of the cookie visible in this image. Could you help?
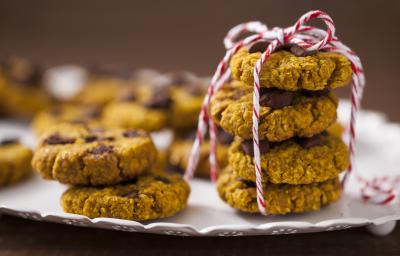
[169,73,208,131]
[229,134,349,184]
[32,126,158,185]
[327,122,344,138]
[210,81,338,141]
[31,104,104,135]
[61,172,190,221]
[230,48,352,91]
[0,139,33,186]
[216,168,341,214]
[0,57,51,119]
[168,129,232,177]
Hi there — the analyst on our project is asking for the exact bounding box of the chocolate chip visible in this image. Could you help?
[302,88,331,97]
[166,164,184,174]
[144,93,172,109]
[296,134,325,149]
[217,129,233,145]
[259,88,295,109]
[84,135,98,143]
[290,45,317,57]
[238,178,256,188]
[122,130,141,138]
[98,136,115,142]
[0,138,19,146]
[43,134,75,145]
[248,41,270,53]
[122,189,139,198]
[240,140,270,156]
[88,144,114,155]
[154,176,171,184]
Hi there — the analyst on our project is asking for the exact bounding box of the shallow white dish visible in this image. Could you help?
[0,101,399,236]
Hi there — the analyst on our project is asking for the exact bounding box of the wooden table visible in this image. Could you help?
[0,0,399,255]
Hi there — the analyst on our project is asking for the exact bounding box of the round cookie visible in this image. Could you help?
[0,139,33,186]
[0,56,52,119]
[229,134,349,185]
[32,126,158,185]
[210,80,338,141]
[61,172,190,221]
[31,104,104,135]
[216,168,341,215]
[169,129,232,178]
[230,47,352,91]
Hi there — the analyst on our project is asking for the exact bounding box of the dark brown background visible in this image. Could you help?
[0,0,400,255]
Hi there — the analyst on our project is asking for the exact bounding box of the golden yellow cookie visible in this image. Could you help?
[210,81,338,141]
[32,127,157,185]
[61,172,190,221]
[0,139,33,186]
[216,167,341,215]
[0,57,51,119]
[327,122,344,138]
[230,48,352,91]
[31,104,104,135]
[229,134,349,184]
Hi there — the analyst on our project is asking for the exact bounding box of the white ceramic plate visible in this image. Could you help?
[0,101,399,236]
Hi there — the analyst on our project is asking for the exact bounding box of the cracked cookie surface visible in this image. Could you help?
[229,134,349,184]
[61,172,190,221]
[0,140,33,186]
[216,168,341,215]
[230,49,352,91]
[210,81,338,141]
[32,126,157,185]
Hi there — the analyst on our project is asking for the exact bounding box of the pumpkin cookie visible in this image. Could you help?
[216,167,341,215]
[169,129,232,177]
[61,172,190,221]
[32,126,157,185]
[229,133,348,184]
[230,45,352,91]
[0,56,52,119]
[0,138,33,186]
[210,81,338,141]
[32,104,104,135]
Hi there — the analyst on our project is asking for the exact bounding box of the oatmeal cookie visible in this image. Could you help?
[229,134,349,184]
[230,47,352,91]
[216,167,341,214]
[32,127,157,185]
[0,139,33,186]
[210,81,338,141]
[61,172,190,221]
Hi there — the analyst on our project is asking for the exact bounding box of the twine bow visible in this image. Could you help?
[185,10,395,215]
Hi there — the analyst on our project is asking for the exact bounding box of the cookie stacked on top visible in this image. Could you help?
[210,43,352,214]
[32,125,190,221]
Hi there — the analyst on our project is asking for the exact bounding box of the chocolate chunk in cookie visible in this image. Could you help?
[240,140,270,156]
[122,130,142,138]
[0,138,19,146]
[122,189,139,198]
[302,87,331,97]
[259,88,295,109]
[217,129,233,145]
[89,144,114,155]
[296,134,325,149]
[44,134,76,145]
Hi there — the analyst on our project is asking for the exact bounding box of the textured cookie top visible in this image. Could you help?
[229,133,349,184]
[32,126,158,185]
[210,81,338,141]
[230,48,352,91]
[216,167,341,215]
[61,172,190,221]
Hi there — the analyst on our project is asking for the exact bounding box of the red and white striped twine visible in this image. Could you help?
[185,10,398,214]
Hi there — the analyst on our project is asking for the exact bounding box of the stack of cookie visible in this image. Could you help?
[32,125,190,221]
[210,43,353,215]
